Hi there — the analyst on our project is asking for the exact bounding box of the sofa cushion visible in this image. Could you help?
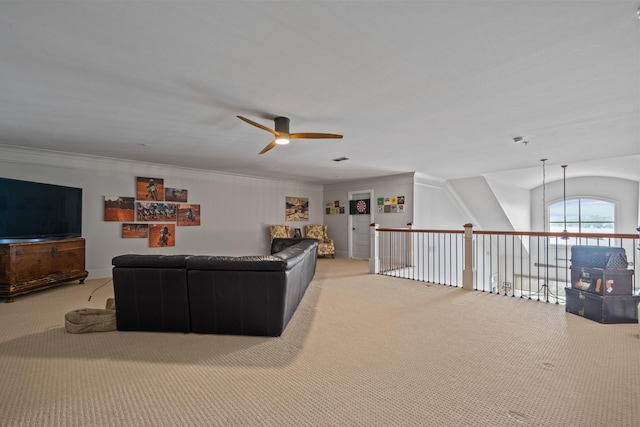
[112,254,191,268]
[186,255,288,271]
[270,238,318,254]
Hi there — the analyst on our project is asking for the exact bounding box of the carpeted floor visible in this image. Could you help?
[0,258,638,426]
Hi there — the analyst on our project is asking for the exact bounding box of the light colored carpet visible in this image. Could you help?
[0,258,638,426]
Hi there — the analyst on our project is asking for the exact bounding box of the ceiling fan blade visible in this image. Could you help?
[237,115,277,135]
[259,139,277,155]
[290,133,343,139]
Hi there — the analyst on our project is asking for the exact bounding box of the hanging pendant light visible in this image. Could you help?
[561,165,569,239]
[541,159,547,231]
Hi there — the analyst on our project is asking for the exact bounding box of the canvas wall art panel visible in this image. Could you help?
[121,223,149,238]
[285,197,309,221]
[104,196,135,221]
[149,223,175,247]
[165,187,188,202]
[136,202,177,222]
[136,177,164,201]
[177,204,200,226]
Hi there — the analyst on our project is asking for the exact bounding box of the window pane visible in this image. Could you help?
[564,222,580,233]
[565,199,579,223]
[549,199,579,222]
[549,223,566,233]
[549,201,565,223]
[547,198,615,234]
[580,199,614,222]
[581,222,614,233]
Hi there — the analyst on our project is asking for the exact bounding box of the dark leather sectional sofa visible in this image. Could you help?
[111,238,319,336]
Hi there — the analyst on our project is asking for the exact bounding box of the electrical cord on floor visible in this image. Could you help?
[88,278,113,301]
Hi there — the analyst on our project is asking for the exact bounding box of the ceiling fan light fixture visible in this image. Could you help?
[237,115,343,154]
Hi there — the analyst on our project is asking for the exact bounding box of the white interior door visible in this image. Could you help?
[350,192,371,260]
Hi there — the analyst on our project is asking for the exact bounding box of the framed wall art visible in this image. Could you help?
[325,200,345,215]
[136,202,177,222]
[104,196,135,221]
[149,223,175,247]
[136,177,164,201]
[165,187,188,202]
[285,196,309,221]
[121,223,149,238]
[377,196,406,214]
[177,204,200,226]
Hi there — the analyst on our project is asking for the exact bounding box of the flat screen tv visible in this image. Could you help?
[0,177,83,242]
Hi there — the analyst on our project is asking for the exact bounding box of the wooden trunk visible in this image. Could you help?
[570,266,634,296]
[565,287,639,324]
[0,238,88,302]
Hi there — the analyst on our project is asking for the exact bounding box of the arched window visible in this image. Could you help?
[548,198,615,234]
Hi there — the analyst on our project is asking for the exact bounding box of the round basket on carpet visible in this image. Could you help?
[65,308,116,334]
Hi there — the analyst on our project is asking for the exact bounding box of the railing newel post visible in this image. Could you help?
[370,223,379,274]
[463,223,474,291]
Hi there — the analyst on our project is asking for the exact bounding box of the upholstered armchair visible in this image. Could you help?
[269,225,291,241]
[304,225,335,258]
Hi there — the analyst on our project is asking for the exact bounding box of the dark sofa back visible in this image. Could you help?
[186,240,319,336]
[112,254,192,332]
[273,238,319,297]
[186,255,289,336]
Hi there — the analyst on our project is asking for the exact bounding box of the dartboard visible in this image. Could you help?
[356,199,367,213]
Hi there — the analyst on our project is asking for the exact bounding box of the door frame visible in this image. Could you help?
[348,189,374,259]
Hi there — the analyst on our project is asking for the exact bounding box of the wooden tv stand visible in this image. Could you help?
[0,237,88,302]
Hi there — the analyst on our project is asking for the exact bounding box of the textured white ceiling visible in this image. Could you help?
[0,1,638,187]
